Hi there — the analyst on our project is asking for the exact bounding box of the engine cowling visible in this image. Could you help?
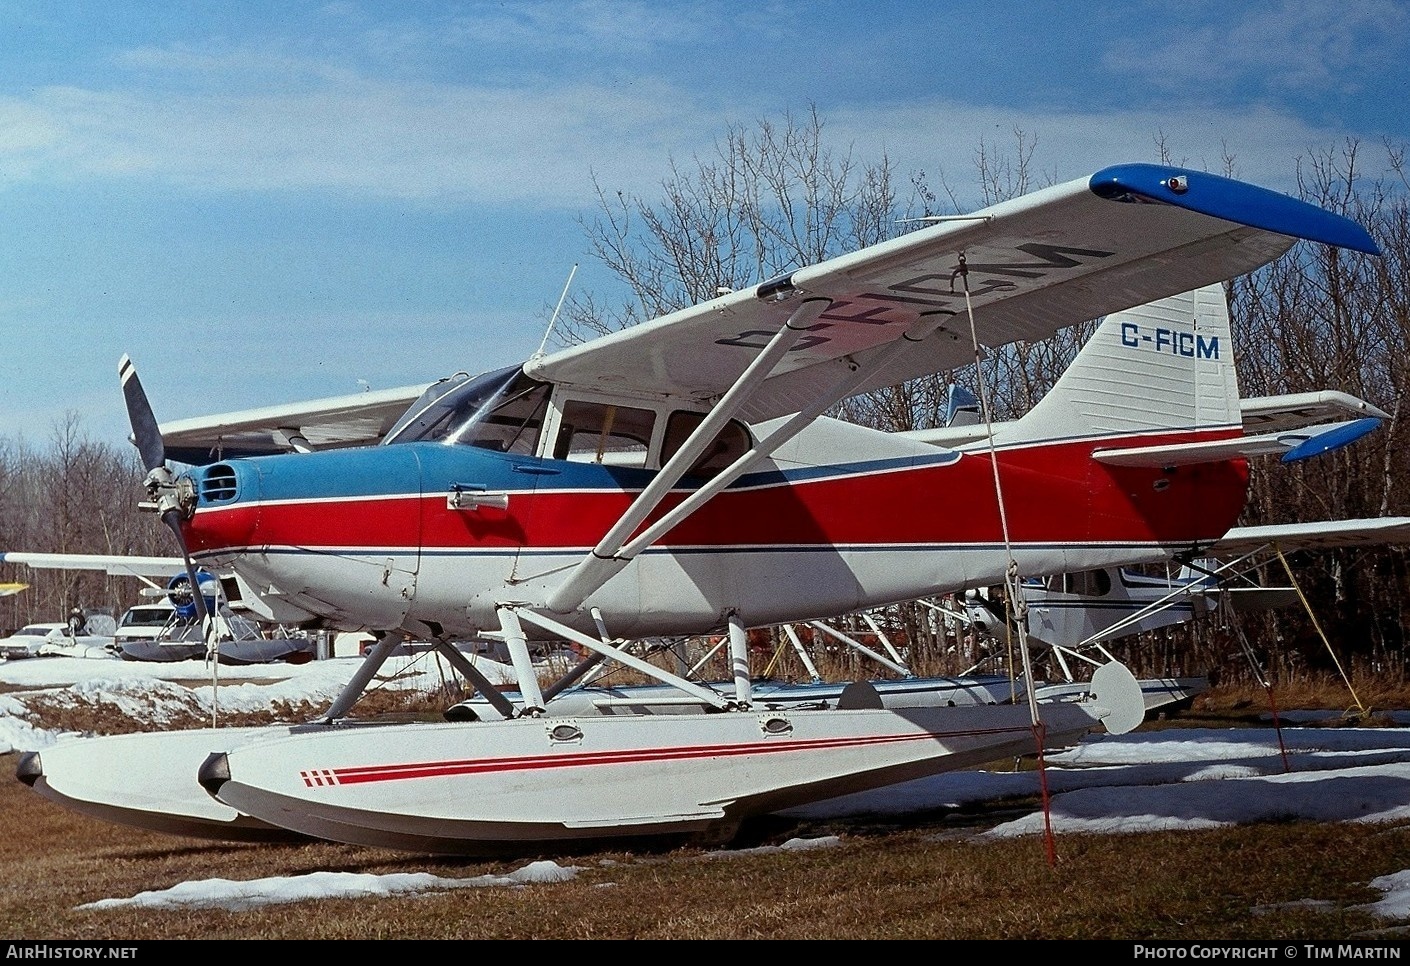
[166,570,219,620]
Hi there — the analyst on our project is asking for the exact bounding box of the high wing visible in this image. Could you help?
[148,165,1378,464]
[157,381,434,465]
[527,164,1379,422]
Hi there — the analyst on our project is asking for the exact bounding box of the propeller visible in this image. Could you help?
[118,354,212,631]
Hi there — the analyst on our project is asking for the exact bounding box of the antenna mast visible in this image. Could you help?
[533,263,578,360]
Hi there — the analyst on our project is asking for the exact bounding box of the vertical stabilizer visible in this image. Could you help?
[989,284,1239,447]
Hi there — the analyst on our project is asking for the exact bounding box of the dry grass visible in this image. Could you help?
[2,763,1409,940]
[4,671,1410,939]
[1195,675,1410,722]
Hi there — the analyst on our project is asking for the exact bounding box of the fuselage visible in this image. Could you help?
[180,421,1248,641]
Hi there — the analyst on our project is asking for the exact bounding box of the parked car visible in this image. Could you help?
[0,623,71,659]
[113,601,189,645]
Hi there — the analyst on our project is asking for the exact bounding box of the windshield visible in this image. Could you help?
[382,364,550,453]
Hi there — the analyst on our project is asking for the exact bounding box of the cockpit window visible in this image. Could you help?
[382,365,551,454]
[381,371,476,444]
[554,400,656,468]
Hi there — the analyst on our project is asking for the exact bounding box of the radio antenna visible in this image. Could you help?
[533,263,578,360]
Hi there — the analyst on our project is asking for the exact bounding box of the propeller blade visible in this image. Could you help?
[160,509,212,626]
[118,354,166,473]
[121,353,211,631]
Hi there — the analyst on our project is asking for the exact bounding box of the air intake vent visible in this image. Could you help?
[201,464,239,503]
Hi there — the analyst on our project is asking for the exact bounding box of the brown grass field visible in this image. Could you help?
[3,677,1410,940]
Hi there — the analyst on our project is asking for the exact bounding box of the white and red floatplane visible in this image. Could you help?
[15,163,1394,856]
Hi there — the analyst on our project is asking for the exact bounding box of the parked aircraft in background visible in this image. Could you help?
[0,553,316,665]
[17,162,1391,857]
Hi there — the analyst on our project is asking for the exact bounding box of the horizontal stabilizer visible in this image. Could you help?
[900,391,1388,451]
[1221,586,1301,612]
[1210,517,1410,556]
[1238,390,1388,434]
[1092,418,1382,468]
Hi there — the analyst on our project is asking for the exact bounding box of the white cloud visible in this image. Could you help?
[0,75,715,208]
[441,0,721,56]
[0,8,1399,216]
[823,99,1368,204]
[1103,0,1410,96]
[1,76,1368,214]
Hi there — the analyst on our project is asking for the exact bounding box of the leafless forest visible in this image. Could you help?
[2,115,1406,688]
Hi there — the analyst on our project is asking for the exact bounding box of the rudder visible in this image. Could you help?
[990,283,1239,446]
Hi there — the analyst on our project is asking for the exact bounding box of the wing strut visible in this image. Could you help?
[544,296,830,612]
[781,624,823,683]
[545,303,957,614]
[806,619,911,677]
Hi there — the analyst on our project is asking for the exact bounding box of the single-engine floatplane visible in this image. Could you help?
[16,163,1394,856]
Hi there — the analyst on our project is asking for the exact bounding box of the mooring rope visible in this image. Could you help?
[953,253,1058,866]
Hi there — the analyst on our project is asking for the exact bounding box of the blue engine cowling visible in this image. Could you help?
[166,570,220,621]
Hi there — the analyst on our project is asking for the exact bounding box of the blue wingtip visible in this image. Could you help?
[1090,164,1381,256]
[1280,417,1383,463]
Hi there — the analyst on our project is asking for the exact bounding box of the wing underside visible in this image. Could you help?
[0,552,185,579]
[157,382,433,465]
[527,164,1378,422]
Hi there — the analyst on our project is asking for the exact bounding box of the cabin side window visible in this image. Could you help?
[1068,569,1113,597]
[661,411,752,479]
[554,400,657,468]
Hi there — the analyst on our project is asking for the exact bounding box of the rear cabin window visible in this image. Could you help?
[1064,569,1113,597]
[661,412,752,479]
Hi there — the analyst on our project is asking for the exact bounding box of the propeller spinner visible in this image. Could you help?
[118,354,212,629]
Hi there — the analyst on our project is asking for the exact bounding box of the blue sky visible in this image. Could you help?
[2,0,1407,449]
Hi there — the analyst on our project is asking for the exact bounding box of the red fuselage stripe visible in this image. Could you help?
[191,432,1249,554]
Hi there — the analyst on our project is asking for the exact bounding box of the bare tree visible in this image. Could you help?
[1226,139,1410,679]
[0,414,160,629]
[555,106,911,346]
